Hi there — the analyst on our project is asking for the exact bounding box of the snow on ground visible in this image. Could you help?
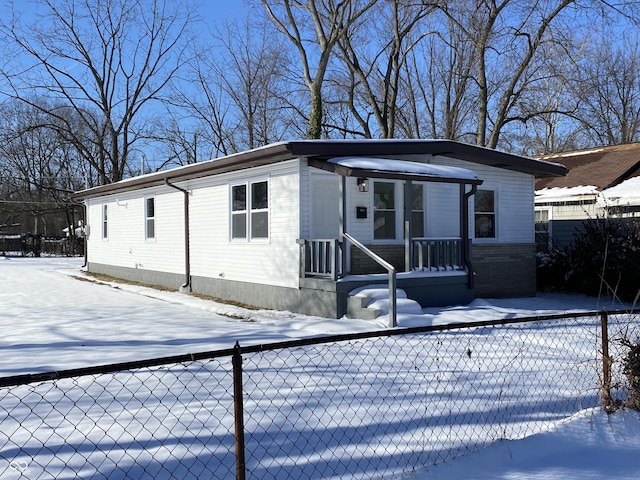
[1,256,639,479]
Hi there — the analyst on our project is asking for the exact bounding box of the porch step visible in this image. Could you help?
[346,285,423,320]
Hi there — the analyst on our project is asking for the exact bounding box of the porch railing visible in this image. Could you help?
[297,238,341,281]
[412,237,464,271]
[342,233,397,328]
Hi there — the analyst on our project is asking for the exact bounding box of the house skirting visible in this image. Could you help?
[86,262,475,319]
[86,262,345,318]
[471,243,536,298]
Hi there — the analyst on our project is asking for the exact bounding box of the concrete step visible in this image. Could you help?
[346,285,423,319]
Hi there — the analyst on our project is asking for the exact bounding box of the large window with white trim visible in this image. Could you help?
[231,180,269,240]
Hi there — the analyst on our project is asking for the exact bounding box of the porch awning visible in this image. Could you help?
[309,156,483,185]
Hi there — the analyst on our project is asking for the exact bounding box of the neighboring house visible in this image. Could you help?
[72,140,565,319]
[535,143,640,249]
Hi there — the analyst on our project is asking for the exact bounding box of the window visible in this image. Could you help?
[474,189,496,238]
[410,184,424,238]
[231,180,268,240]
[251,181,268,238]
[231,184,247,238]
[102,204,108,239]
[145,197,155,239]
[374,182,396,239]
[535,209,551,249]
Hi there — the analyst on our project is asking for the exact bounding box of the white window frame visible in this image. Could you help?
[230,179,269,241]
[145,196,155,240]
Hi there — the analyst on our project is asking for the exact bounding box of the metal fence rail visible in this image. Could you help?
[0,310,637,479]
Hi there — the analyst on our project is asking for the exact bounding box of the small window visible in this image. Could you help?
[102,204,108,239]
[374,182,396,239]
[231,180,269,240]
[474,189,495,238]
[145,197,155,239]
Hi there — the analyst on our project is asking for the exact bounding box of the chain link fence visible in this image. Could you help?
[0,310,638,479]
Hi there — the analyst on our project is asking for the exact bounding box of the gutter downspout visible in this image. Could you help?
[462,183,478,289]
[82,202,88,268]
[165,178,191,292]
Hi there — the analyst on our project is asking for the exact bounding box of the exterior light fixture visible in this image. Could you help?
[357,177,369,192]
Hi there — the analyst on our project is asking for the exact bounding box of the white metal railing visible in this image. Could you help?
[297,239,341,281]
[412,237,464,271]
[342,233,397,328]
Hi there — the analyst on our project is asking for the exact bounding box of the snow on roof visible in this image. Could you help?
[535,185,599,201]
[537,177,640,205]
[601,176,640,203]
[539,148,604,160]
[328,156,480,181]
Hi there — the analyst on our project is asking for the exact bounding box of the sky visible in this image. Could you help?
[1,256,638,479]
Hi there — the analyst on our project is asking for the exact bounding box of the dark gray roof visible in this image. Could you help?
[72,139,566,199]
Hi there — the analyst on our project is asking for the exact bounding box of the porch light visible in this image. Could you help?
[357,177,369,192]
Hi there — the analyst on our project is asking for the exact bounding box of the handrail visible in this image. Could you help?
[342,232,397,327]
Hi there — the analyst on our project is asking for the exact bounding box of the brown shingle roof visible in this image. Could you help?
[535,143,640,191]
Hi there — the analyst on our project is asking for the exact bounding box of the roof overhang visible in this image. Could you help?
[309,156,483,185]
[71,139,564,200]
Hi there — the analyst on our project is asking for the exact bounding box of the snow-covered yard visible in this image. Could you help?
[1,256,639,479]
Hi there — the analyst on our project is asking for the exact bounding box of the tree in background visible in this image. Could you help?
[262,0,377,139]
[0,0,195,184]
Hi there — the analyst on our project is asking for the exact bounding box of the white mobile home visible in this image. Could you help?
[72,140,565,319]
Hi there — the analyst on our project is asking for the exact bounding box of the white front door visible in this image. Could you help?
[310,173,340,239]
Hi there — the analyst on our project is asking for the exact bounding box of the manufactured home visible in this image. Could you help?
[72,140,566,320]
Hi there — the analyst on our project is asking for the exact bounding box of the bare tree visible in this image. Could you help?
[398,13,476,141]
[262,0,376,139]
[1,0,195,184]
[572,37,640,146]
[436,0,577,148]
[332,0,435,138]
[0,99,86,235]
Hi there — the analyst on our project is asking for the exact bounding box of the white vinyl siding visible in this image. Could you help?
[187,159,300,288]
[86,189,185,275]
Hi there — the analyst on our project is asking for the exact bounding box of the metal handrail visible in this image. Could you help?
[342,232,397,327]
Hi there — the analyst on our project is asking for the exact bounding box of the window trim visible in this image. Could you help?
[373,180,398,241]
[230,179,269,242]
[102,204,108,240]
[145,196,156,240]
[474,188,497,240]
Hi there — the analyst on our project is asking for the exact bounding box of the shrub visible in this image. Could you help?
[537,217,640,302]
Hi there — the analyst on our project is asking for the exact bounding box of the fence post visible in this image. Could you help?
[600,311,613,412]
[233,341,246,480]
